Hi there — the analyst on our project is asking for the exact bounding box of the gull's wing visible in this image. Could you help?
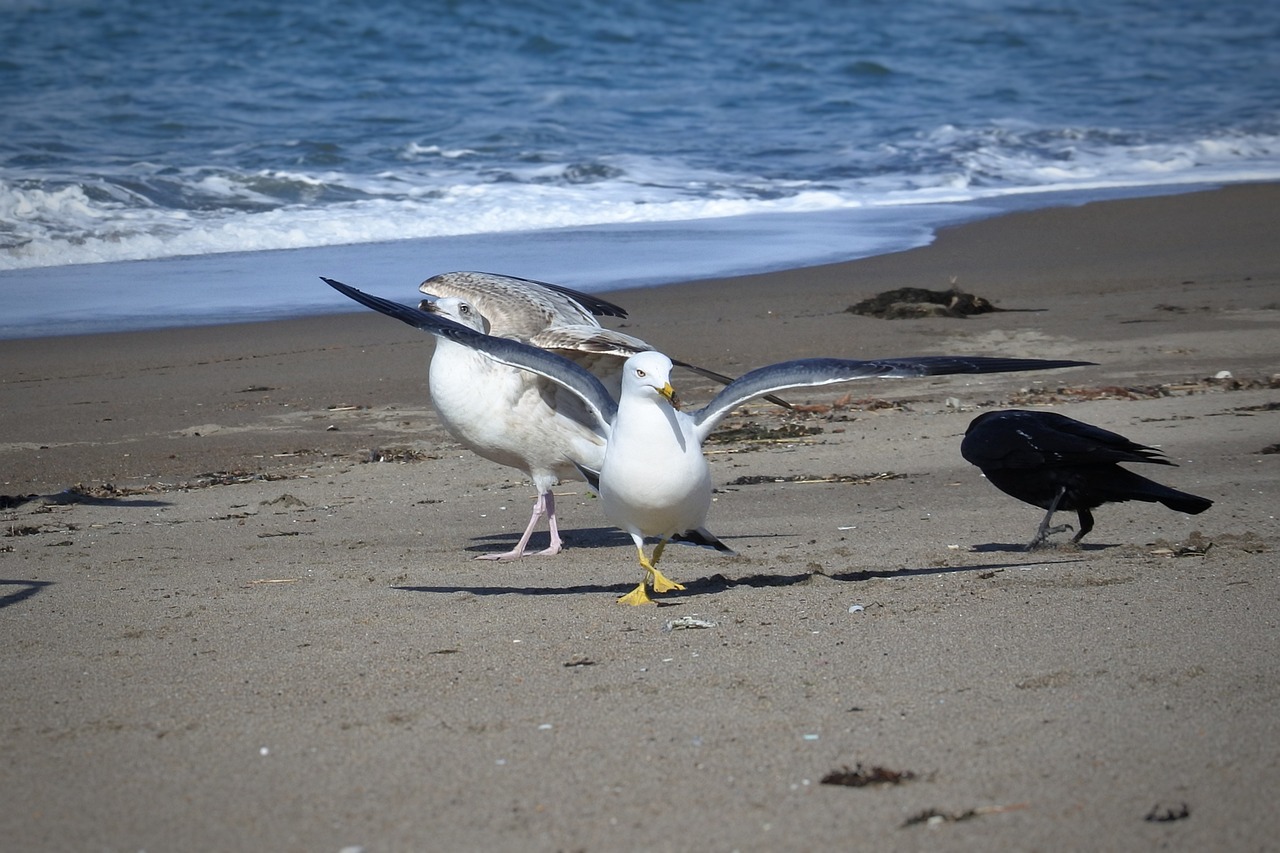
[669,360,793,410]
[417,272,791,407]
[324,278,619,430]
[419,271,627,338]
[530,326,793,411]
[527,324,653,357]
[691,356,1094,442]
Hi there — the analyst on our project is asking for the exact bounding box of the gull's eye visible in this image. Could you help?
[635,369,646,378]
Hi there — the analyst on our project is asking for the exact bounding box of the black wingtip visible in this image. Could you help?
[934,356,1097,377]
[974,357,1097,373]
[324,276,428,326]
[322,276,372,305]
[524,276,630,320]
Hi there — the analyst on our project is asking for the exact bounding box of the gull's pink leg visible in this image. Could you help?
[529,491,563,556]
[475,492,561,560]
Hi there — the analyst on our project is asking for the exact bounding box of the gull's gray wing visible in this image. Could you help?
[691,356,1093,441]
[324,277,619,430]
[530,326,793,411]
[419,271,627,338]
[669,360,793,410]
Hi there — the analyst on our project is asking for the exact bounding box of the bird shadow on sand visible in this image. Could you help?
[394,556,1084,602]
[464,526,632,556]
[49,491,172,509]
[1,490,172,510]
[0,579,54,610]
[463,526,789,557]
[969,540,1114,554]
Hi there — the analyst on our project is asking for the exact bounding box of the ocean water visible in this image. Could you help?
[2,0,1278,338]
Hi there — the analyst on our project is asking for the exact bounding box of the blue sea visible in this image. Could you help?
[2,0,1278,339]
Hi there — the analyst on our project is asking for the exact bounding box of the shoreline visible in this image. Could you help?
[0,180,1247,342]
[2,183,1278,850]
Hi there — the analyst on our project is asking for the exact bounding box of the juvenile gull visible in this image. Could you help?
[960,409,1213,549]
[419,270,629,355]
[325,278,1093,603]
[417,271,766,401]
[396,272,779,560]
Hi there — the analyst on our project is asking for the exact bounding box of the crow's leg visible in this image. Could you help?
[1069,507,1095,544]
[1027,487,1074,550]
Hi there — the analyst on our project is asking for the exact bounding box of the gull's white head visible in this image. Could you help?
[419,295,489,333]
[622,351,676,405]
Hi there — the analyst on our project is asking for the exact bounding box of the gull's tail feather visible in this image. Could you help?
[573,462,601,494]
[673,528,737,556]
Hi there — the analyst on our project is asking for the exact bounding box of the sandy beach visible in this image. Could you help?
[2,184,1277,850]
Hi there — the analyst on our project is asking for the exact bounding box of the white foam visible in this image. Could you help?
[2,129,1278,274]
[0,178,870,271]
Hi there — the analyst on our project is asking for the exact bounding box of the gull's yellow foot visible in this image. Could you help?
[618,546,660,604]
[617,542,683,603]
[642,541,683,594]
[649,567,685,594]
[617,582,653,606]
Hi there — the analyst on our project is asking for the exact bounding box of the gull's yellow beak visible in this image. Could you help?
[660,382,680,409]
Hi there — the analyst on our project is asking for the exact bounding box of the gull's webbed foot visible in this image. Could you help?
[649,567,685,594]
[639,543,683,595]
[617,582,653,606]
[617,543,683,604]
[475,549,525,562]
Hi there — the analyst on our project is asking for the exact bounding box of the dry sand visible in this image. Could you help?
[2,184,1277,851]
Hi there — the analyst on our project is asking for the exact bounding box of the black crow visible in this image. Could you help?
[961,409,1213,549]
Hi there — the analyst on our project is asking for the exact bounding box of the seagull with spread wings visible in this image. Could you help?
[325,277,1093,604]
[402,271,776,560]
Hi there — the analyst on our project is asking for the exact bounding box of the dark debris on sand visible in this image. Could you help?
[846,287,1005,319]
[820,763,917,788]
[727,471,904,486]
[1145,802,1191,823]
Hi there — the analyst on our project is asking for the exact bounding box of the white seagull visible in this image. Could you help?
[324,277,1092,604]
[386,271,779,560]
